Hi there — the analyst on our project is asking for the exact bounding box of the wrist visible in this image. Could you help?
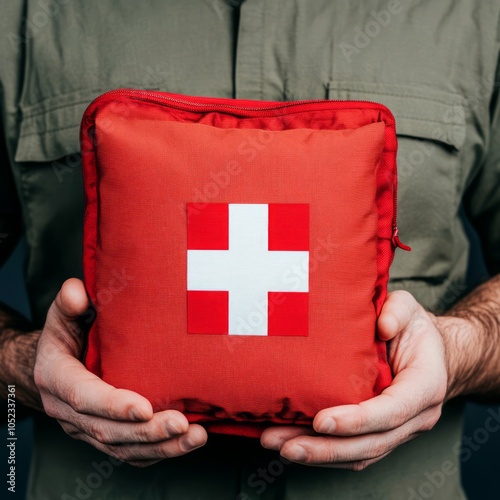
[434,314,482,401]
[0,328,43,411]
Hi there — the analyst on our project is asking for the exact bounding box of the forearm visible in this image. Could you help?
[437,274,500,401]
[0,304,43,411]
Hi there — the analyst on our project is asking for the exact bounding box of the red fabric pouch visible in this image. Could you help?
[81,89,408,437]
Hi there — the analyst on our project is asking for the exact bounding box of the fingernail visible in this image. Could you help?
[179,433,201,452]
[317,417,336,434]
[286,444,307,462]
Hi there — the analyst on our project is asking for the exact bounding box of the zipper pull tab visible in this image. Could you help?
[392,226,411,251]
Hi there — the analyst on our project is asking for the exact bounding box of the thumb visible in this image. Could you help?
[44,278,90,355]
[377,290,419,341]
[53,278,89,320]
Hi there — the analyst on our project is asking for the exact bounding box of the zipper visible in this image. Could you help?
[83,88,410,253]
[86,87,397,116]
[392,226,411,252]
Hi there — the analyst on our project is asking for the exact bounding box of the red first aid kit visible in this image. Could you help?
[81,89,408,437]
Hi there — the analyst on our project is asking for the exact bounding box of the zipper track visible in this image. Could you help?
[83,88,407,251]
[87,88,396,116]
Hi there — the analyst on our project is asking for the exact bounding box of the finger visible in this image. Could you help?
[42,279,91,356]
[76,424,207,462]
[56,406,189,444]
[377,290,419,341]
[279,433,399,465]
[261,425,316,450]
[281,408,437,466]
[52,278,89,321]
[313,369,439,436]
[36,279,152,421]
[41,358,153,421]
[300,451,393,471]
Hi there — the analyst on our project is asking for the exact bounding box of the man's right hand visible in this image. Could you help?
[34,278,207,467]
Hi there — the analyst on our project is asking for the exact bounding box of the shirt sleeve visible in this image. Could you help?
[0,2,26,267]
[464,46,500,276]
[0,117,22,267]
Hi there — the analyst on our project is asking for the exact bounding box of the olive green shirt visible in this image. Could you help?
[1,1,500,498]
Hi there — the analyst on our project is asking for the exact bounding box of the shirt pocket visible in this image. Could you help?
[327,81,466,281]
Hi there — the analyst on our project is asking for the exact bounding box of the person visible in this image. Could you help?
[1,1,500,498]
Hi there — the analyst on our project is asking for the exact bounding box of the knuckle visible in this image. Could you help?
[87,421,107,443]
[97,430,116,445]
[43,403,58,419]
[150,440,173,458]
[392,399,412,426]
[433,405,443,421]
[33,359,55,393]
[420,408,442,433]
[33,365,44,390]
[433,383,447,405]
[59,422,80,439]
[106,445,128,462]
[420,419,436,433]
[349,409,368,434]
[350,460,370,472]
[324,449,338,465]
[66,386,85,413]
[104,396,119,418]
[103,389,121,418]
[133,420,161,443]
[315,446,336,465]
[392,290,414,304]
[145,420,167,441]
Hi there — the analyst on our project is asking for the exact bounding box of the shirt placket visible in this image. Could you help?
[235,0,284,101]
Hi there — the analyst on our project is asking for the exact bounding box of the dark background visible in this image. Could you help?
[1,230,499,499]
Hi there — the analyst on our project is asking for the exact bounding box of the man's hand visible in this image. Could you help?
[261,290,451,471]
[34,278,207,467]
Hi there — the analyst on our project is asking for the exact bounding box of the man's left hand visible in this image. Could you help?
[261,290,451,471]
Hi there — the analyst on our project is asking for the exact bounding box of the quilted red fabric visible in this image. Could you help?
[81,90,408,437]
